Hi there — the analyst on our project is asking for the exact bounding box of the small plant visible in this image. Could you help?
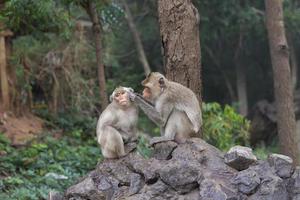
[202,102,250,151]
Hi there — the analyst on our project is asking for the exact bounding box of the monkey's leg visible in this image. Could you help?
[102,127,125,159]
[119,129,138,144]
[149,121,177,146]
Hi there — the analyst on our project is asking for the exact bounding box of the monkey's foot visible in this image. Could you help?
[149,137,172,146]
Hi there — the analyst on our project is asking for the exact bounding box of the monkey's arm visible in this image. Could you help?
[131,94,165,126]
[96,110,116,141]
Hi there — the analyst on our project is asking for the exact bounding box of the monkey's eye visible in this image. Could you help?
[120,91,125,95]
[115,93,120,97]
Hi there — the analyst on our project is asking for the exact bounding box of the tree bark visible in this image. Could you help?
[87,1,109,109]
[290,41,298,90]
[0,35,9,110]
[265,0,300,165]
[121,0,151,76]
[157,0,202,103]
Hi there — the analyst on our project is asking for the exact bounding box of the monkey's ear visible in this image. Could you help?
[109,94,114,102]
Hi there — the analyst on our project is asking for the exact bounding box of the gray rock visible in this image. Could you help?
[293,195,300,200]
[159,160,200,194]
[152,141,177,160]
[63,138,300,199]
[249,175,288,200]
[128,173,144,195]
[178,190,201,200]
[96,159,132,185]
[233,168,260,195]
[289,167,300,194]
[126,153,161,183]
[65,176,106,200]
[224,145,257,171]
[199,179,227,200]
[268,153,294,178]
[48,191,63,200]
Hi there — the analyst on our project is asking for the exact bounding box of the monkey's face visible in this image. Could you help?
[142,87,152,100]
[111,87,133,107]
[142,72,166,101]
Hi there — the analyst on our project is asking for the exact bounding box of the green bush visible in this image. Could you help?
[0,133,101,200]
[202,102,250,151]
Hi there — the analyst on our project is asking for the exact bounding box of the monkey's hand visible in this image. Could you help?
[128,91,137,101]
[149,136,173,146]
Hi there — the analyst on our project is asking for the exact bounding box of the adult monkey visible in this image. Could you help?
[130,72,202,145]
[96,86,138,159]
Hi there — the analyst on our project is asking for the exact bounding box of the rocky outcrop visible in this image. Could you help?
[56,138,299,200]
[224,146,257,171]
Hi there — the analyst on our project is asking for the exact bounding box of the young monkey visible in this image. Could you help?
[96,86,138,159]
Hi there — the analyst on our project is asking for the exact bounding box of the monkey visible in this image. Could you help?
[129,72,202,145]
[96,86,138,159]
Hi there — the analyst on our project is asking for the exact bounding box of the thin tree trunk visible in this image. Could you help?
[265,0,300,165]
[234,31,248,116]
[121,0,151,76]
[205,46,236,102]
[0,36,9,110]
[87,1,109,109]
[158,0,202,103]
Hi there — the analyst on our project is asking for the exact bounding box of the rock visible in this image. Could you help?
[48,191,63,200]
[199,179,227,200]
[152,141,177,160]
[268,153,294,178]
[125,142,138,154]
[224,145,257,171]
[126,154,161,183]
[233,168,260,195]
[288,167,300,195]
[128,173,144,195]
[62,138,300,199]
[249,175,288,200]
[65,175,106,200]
[159,160,200,194]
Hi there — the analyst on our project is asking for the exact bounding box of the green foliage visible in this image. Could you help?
[1,0,71,36]
[0,133,101,200]
[253,137,279,160]
[202,102,250,151]
[137,135,152,159]
[36,108,97,137]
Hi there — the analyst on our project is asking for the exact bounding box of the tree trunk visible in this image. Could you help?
[235,64,248,116]
[121,0,151,76]
[234,31,248,116]
[290,41,298,90]
[157,0,202,103]
[0,35,9,110]
[205,46,236,102]
[265,0,300,165]
[87,1,109,109]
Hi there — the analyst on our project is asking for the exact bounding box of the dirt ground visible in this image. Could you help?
[0,109,44,146]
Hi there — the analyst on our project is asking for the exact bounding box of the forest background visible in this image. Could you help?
[0,0,300,199]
